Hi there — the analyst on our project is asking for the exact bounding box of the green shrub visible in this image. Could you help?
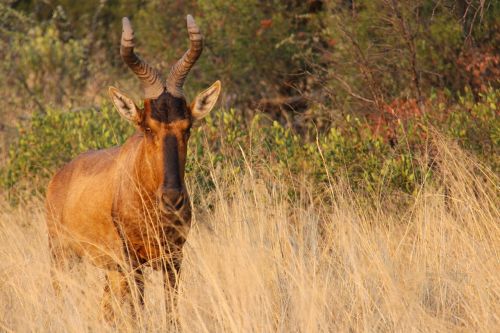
[443,88,499,172]
[1,106,134,198]
[1,89,498,203]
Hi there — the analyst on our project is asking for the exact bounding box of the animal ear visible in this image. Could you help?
[191,80,221,120]
[108,86,142,123]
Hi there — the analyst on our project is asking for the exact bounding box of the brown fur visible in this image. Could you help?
[46,95,195,318]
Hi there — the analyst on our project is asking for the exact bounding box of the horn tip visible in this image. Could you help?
[122,17,132,32]
[108,86,118,95]
[187,14,195,26]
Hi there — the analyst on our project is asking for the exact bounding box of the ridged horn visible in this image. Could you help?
[166,15,203,97]
[120,17,164,99]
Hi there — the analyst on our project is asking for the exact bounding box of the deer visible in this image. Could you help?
[45,15,221,320]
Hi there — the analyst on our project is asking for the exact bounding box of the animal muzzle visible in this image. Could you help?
[160,188,185,211]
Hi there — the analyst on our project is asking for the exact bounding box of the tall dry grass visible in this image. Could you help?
[0,139,498,332]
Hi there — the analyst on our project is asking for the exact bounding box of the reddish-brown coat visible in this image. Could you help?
[46,100,192,271]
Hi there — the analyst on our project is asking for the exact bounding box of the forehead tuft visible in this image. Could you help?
[148,91,190,123]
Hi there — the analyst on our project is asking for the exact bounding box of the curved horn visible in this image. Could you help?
[121,17,164,99]
[166,15,203,97]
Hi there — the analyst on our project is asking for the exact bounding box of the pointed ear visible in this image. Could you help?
[191,80,221,120]
[108,86,142,124]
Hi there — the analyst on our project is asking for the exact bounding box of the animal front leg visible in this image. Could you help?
[49,244,64,297]
[101,270,129,322]
[130,267,145,319]
[48,238,78,297]
[163,255,182,327]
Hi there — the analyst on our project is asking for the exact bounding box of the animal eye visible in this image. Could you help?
[144,127,154,137]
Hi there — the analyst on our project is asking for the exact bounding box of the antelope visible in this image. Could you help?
[45,15,221,318]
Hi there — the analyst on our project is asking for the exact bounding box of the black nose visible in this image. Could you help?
[161,188,184,210]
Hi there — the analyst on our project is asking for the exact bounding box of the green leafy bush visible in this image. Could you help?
[1,89,498,203]
[443,88,499,172]
[1,106,134,197]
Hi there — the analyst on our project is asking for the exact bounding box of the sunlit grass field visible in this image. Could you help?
[0,139,498,332]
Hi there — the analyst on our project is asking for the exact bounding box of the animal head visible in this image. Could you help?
[108,15,221,212]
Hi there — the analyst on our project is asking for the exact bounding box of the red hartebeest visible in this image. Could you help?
[45,15,221,318]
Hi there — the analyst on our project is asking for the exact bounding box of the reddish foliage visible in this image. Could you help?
[260,19,273,28]
[368,98,424,143]
[457,47,500,94]
[256,19,273,36]
[327,38,337,47]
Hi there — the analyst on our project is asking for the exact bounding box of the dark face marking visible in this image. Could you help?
[163,135,181,190]
[150,91,190,123]
[141,92,193,211]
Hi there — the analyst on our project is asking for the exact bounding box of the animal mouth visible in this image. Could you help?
[158,190,185,214]
[169,196,185,211]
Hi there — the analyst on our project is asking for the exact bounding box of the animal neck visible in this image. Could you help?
[118,133,160,198]
[137,136,162,195]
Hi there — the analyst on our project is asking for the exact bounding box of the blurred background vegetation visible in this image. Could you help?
[0,0,498,203]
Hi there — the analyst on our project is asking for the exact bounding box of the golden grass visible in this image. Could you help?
[0,140,498,332]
